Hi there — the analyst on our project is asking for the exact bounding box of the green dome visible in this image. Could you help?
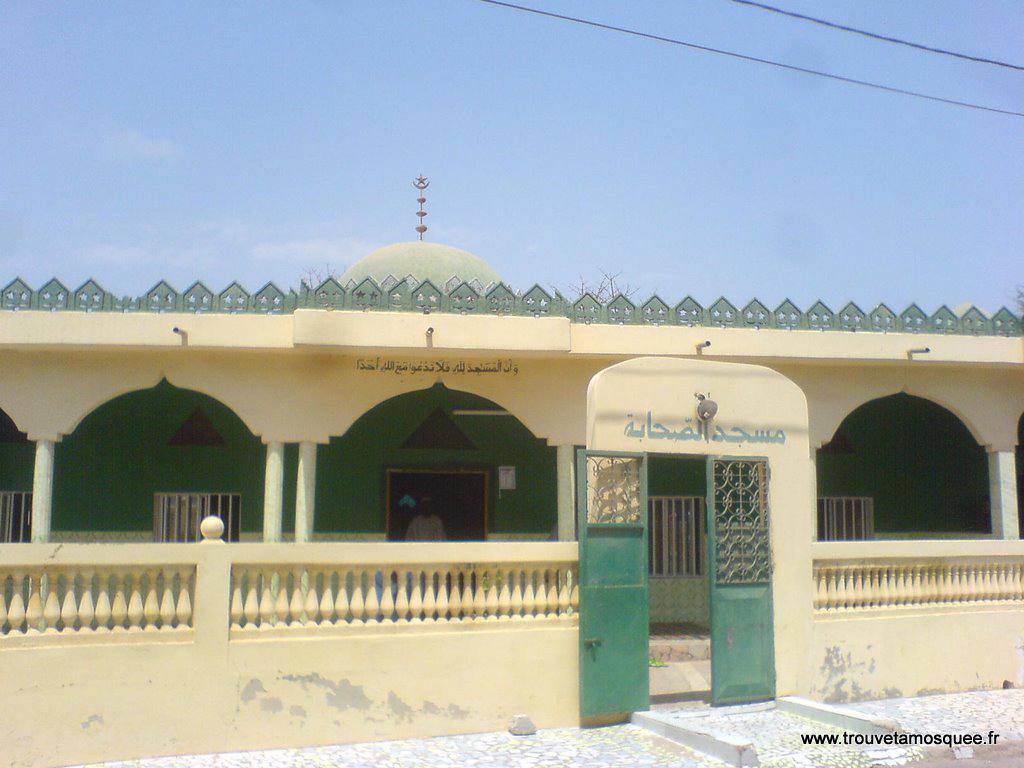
[340,242,502,290]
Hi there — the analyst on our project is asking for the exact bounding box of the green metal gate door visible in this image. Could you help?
[707,457,776,705]
[577,450,649,720]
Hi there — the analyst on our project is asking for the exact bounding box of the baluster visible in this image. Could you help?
[289,569,305,625]
[7,572,26,634]
[835,568,847,611]
[558,568,570,617]
[111,573,129,631]
[142,569,160,631]
[510,569,525,620]
[910,566,923,606]
[176,568,192,629]
[435,569,450,623]
[422,569,437,624]
[158,569,175,629]
[893,567,907,607]
[243,570,260,628]
[472,567,487,622]
[26,572,44,634]
[522,568,537,619]
[1013,564,1024,602]
[393,568,409,623]
[94,572,112,633]
[842,568,856,610]
[569,575,579,615]
[983,564,995,602]
[78,570,96,632]
[349,570,366,625]
[949,565,963,603]
[964,565,978,603]
[43,574,61,634]
[460,568,474,621]
[942,565,956,603]
[497,569,512,620]
[274,571,290,627]
[126,573,145,632]
[334,571,350,624]
[319,570,336,625]
[485,570,499,621]
[997,564,1011,602]
[230,572,244,629]
[813,569,825,610]
[364,569,381,624]
[304,571,320,626]
[409,569,424,624]
[0,575,8,634]
[258,569,276,629]
[379,569,395,624]
[448,569,464,623]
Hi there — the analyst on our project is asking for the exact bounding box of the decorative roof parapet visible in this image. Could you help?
[1,277,1020,337]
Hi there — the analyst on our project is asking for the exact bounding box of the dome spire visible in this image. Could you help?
[413,175,429,241]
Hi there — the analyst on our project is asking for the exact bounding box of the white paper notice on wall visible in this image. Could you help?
[498,465,516,490]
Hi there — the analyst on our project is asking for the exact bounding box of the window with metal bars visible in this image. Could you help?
[153,492,241,542]
[817,496,874,541]
[0,491,32,543]
[648,496,705,577]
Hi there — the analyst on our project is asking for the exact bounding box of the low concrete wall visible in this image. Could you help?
[649,577,708,627]
[809,540,1024,703]
[810,609,1024,703]
[0,542,580,768]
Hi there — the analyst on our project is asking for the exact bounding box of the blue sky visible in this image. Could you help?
[2,1,1022,312]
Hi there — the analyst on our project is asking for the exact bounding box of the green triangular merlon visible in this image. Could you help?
[168,407,226,447]
[401,407,474,450]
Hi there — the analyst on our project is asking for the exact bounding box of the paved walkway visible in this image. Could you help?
[81,689,1024,768]
[84,726,716,768]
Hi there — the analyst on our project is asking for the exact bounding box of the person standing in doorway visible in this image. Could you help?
[405,495,446,541]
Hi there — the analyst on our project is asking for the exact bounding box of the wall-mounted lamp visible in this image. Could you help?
[696,340,712,354]
[426,326,435,348]
[695,392,718,422]
[907,346,931,359]
[172,326,188,347]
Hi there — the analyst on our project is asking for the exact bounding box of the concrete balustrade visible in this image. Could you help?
[0,565,194,641]
[229,561,578,633]
[814,559,1024,612]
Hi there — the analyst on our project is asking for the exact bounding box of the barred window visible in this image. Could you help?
[817,496,874,541]
[153,492,241,542]
[649,496,705,577]
[0,491,32,543]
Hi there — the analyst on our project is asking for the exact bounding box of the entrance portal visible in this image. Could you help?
[386,469,487,541]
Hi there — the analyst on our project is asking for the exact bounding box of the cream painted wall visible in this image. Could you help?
[585,356,816,697]
[0,542,580,768]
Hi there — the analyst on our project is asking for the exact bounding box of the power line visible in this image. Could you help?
[470,0,1024,119]
[729,0,1024,72]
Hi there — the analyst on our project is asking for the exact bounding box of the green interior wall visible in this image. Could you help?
[0,412,34,492]
[648,455,707,498]
[816,393,990,534]
[51,381,287,536]
[315,384,556,536]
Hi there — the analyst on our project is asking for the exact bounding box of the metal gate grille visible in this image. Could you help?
[649,496,705,577]
[711,459,771,584]
[153,492,241,542]
[0,491,32,543]
[817,496,874,541]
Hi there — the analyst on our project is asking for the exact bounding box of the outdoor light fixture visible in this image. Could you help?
[696,340,712,354]
[908,346,931,359]
[695,392,718,422]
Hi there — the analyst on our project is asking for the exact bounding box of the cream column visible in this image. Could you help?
[294,442,318,543]
[30,438,56,543]
[262,441,285,543]
[988,449,1019,540]
[556,444,577,541]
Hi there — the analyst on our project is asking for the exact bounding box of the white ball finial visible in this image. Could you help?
[199,515,225,544]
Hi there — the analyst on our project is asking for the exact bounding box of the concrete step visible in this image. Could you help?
[650,659,711,699]
[649,637,711,662]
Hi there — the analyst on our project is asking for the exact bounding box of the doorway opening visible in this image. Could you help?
[386,469,487,541]
[646,454,711,703]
